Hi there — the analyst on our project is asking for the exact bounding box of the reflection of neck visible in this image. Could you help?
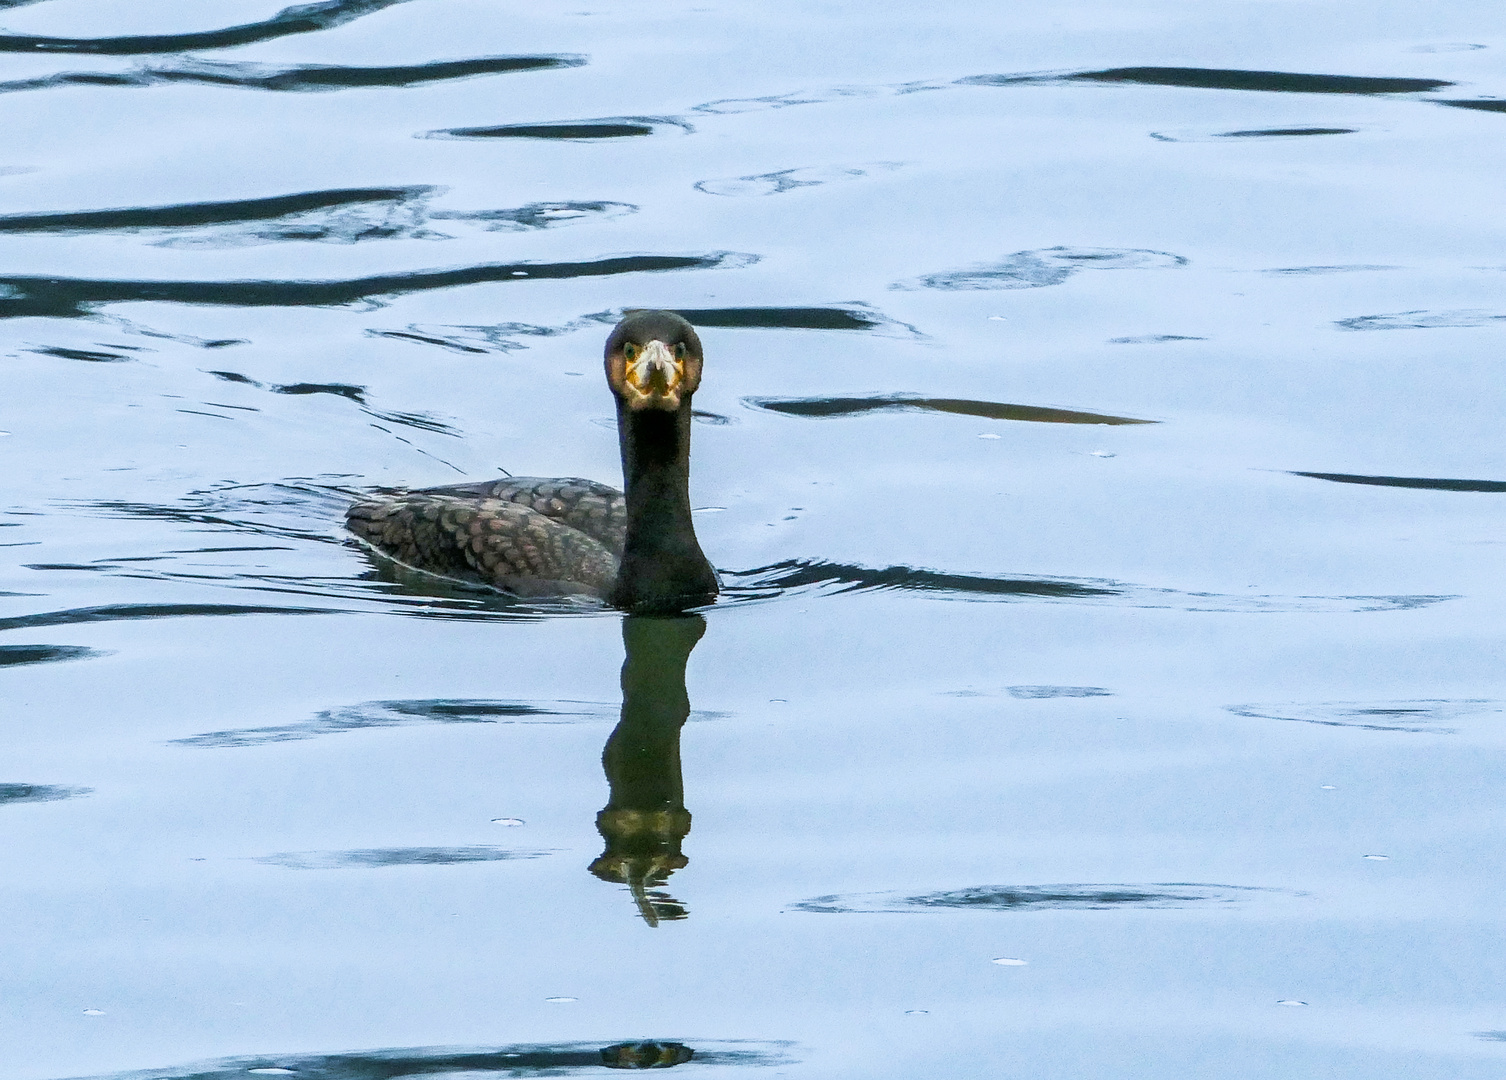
[612,404,716,613]
[591,614,706,925]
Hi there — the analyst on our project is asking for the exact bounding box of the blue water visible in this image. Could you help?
[3,2,1506,1077]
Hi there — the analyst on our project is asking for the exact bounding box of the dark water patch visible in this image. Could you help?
[0,252,756,319]
[62,1041,785,1079]
[0,191,632,248]
[1109,334,1206,344]
[793,883,1283,914]
[4,641,112,665]
[274,382,367,403]
[30,345,132,362]
[896,246,1186,291]
[1219,126,1356,137]
[271,382,459,437]
[1336,309,1506,330]
[0,55,584,96]
[206,370,260,384]
[695,161,901,197]
[746,394,1155,426]
[366,299,895,357]
[722,560,1451,613]
[0,186,431,234]
[0,603,333,632]
[1007,685,1113,699]
[0,783,91,804]
[0,0,414,55]
[0,644,104,668]
[1068,67,1451,95]
[692,410,733,425]
[676,306,879,330]
[25,563,111,570]
[371,329,489,353]
[431,116,689,140]
[1439,99,1506,114]
[1228,699,1499,733]
[1476,1031,1506,1042]
[176,697,610,748]
[258,846,551,869]
[725,560,1118,600]
[1292,471,1506,493]
[1263,265,1400,275]
[430,200,636,231]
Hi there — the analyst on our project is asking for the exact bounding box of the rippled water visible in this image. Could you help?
[4,2,1506,1077]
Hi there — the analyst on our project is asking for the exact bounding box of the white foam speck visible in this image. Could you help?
[977,433,1002,439]
[991,957,1028,966]
[82,1009,105,1016]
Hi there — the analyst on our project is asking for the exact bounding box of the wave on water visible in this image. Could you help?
[1335,309,1506,331]
[792,883,1291,914]
[745,394,1154,425]
[17,485,1454,625]
[1228,699,1500,733]
[429,116,691,140]
[893,246,1187,292]
[257,846,552,868]
[1291,471,1506,493]
[0,54,584,95]
[0,188,634,248]
[0,782,91,804]
[56,1041,787,1080]
[0,0,417,55]
[722,559,1453,613]
[0,252,757,319]
[175,697,612,748]
[369,304,915,355]
[0,643,106,667]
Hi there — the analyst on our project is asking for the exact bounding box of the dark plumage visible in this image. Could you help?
[347,311,718,613]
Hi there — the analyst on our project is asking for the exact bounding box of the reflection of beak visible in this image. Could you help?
[623,340,685,411]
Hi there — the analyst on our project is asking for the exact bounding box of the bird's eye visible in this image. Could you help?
[623,343,638,360]
[674,342,687,359]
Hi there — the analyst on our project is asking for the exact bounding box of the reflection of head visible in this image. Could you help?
[591,615,706,925]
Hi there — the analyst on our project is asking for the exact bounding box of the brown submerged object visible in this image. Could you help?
[346,311,719,613]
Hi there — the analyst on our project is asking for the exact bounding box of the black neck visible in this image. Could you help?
[611,401,717,612]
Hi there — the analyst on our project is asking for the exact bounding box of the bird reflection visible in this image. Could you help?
[589,614,704,925]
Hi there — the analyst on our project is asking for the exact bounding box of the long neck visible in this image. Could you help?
[611,401,717,612]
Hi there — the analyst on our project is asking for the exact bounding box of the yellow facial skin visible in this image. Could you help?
[608,339,701,411]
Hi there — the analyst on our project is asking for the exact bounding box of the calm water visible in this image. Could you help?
[4,2,1506,1077]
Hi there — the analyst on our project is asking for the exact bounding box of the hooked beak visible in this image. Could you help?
[622,340,686,411]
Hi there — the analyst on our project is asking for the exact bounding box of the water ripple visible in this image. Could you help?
[0,0,416,55]
[794,883,1290,914]
[0,55,584,96]
[0,252,757,319]
[56,1041,787,1079]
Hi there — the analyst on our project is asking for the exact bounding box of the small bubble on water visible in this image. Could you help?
[491,817,525,826]
[905,1009,929,1015]
[249,1070,296,1075]
[82,1009,105,1016]
[1276,1000,1308,1007]
[545,996,577,1003]
[1363,854,1390,860]
[1321,785,1337,790]
[987,315,1009,321]
[977,433,1002,440]
[1089,450,1116,458]
[991,957,1028,966]
[511,270,528,277]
